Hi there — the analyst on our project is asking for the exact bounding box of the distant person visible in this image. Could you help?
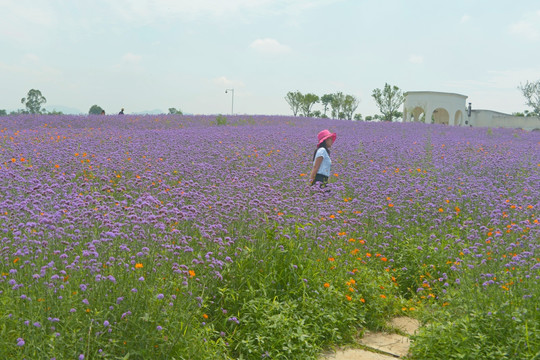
[309,129,337,186]
[119,108,124,115]
[101,110,105,115]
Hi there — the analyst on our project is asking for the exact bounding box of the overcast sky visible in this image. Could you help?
[1,0,540,116]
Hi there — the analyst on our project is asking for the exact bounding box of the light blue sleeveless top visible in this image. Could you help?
[314,148,331,176]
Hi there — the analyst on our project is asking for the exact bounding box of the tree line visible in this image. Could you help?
[285,91,361,120]
[2,83,539,118]
[0,89,184,116]
[285,83,406,121]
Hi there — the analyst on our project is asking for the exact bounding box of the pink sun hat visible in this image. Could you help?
[317,129,337,145]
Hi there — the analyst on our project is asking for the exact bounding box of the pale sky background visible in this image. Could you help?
[1,0,540,116]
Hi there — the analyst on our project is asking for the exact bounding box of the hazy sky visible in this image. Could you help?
[2,0,540,116]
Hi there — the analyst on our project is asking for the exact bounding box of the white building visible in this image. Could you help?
[402,91,540,131]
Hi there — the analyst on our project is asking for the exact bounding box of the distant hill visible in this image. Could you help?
[131,109,165,115]
[44,105,83,114]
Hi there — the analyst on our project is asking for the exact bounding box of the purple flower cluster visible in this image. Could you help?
[0,114,538,355]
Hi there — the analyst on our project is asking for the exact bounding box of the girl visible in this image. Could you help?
[309,129,337,186]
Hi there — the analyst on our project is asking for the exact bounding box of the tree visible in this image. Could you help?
[518,80,540,116]
[371,83,404,121]
[168,108,183,115]
[21,89,47,114]
[285,91,303,116]
[342,94,360,120]
[0,109,7,116]
[320,94,334,117]
[300,93,319,117]
[89,105,104,115]
[354,113,363,121]
[330,92,345,119]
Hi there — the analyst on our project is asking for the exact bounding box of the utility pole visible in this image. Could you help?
[225,89,234,115]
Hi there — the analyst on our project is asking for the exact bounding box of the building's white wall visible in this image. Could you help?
[469,110,540,131]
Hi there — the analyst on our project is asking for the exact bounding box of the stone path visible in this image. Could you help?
[321,317,421,360]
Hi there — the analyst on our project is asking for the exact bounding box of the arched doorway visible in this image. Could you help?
[409,106,425,122]
[432,108,449,125]
[454,110,463,126]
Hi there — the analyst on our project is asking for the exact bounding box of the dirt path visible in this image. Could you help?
[321,317,421,360]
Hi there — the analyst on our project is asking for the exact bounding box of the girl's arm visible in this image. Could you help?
[309,156,323,183]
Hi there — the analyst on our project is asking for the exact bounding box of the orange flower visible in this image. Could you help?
[380,294,387,299]
[346,295,352,301]
[324,282,330,288]
[328,257,335,262]
[438,208,444,212]
[366,253,371,257]
[388,203,394,207]
[135,263,143,269]
[202,314,208,319]
[360,298,365,303]
[189,270,196,278]
[381,257,387,262]
[13,257,19,264]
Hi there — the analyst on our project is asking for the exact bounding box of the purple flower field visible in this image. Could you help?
[0,114,539,359]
